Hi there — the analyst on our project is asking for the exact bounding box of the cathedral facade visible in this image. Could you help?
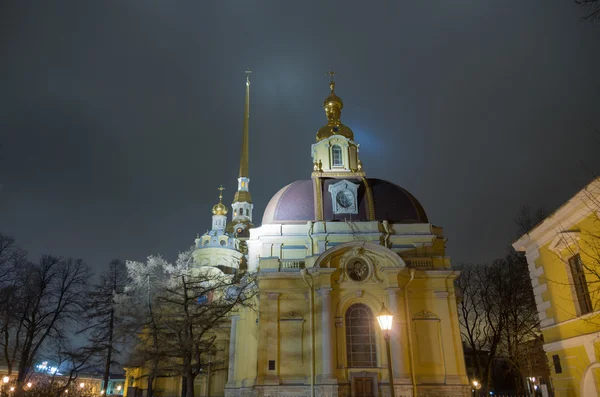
[125,73,470,397]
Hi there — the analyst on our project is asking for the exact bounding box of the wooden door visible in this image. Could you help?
[354,378,373,397]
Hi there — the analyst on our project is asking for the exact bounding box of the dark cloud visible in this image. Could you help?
[1,1,599,270]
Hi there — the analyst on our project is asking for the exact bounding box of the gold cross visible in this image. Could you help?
[327,69,338,82]
[218,185,225,199]
[245,69,252,83]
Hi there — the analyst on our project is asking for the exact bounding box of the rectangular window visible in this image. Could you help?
[569,254,593,315]
[268,360,275,370]
[552,354,562,374]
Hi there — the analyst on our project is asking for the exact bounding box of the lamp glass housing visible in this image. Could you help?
[377,304,393,331]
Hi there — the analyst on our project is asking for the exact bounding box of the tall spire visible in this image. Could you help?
[239,70,251,178]
[230,70,254,232]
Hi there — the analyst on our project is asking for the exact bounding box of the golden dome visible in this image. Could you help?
[316,74,354,142]
[212,186,228,216]
[323,81,344,110]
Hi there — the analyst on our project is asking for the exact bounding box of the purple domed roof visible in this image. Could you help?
[262,178,428,224]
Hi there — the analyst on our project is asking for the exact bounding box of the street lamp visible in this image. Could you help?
[377,303,395,397]
[472,379,481,397]
[1,378,8,385]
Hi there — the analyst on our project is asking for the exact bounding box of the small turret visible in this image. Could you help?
[311,71,364,178]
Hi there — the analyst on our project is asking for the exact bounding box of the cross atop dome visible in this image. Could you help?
[316,70,353,142]
[212,185,227,216]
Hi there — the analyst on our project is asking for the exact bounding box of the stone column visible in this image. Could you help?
[387,288,405,377]
[227,315,240,385]
[318,288,334,379]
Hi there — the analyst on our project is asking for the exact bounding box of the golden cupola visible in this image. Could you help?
[212,186,228,216]
[311,71,363,177]
[316,71,354,142]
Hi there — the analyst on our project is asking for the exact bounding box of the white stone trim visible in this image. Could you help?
[581,362,600,397]
[540,318,556,327]
[541,310,600,331]
[548,231,581,256]
[533,282,547,296]
[513,178,600,252]
[543,332,600,364]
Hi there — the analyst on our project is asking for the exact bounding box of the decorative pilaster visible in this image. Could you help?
[387,288,405,378]
[265,293,280,384]
[227,315,240,386]
[317,288,334,381]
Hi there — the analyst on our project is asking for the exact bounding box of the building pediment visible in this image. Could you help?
[548,231,581,256]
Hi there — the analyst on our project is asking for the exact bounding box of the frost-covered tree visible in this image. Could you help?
[117,249,257,397]
[115,255,169,397]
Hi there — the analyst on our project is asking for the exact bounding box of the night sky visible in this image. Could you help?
[1,1,599,273]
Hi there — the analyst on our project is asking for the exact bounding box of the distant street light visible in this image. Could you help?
[26,383,32,388]
[377,303,395,397]
[79,383,85,389]
[1,376,9,397]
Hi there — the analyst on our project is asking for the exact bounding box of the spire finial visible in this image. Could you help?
[218,185,225,201]
[246,70,251,85]
[327,69,337,92]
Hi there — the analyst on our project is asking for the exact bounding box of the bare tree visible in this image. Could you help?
[7,256,91,395]
[493,251,540,394]
[0,233,28,375]
[456,262,507,394]
[0,233,26,283]
[81,259,128,394]
[576,0,600,20]
[515,206,548,239]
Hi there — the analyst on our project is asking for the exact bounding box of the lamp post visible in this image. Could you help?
[377,304,395,397]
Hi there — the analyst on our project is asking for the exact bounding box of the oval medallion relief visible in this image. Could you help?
[346,258,370,282]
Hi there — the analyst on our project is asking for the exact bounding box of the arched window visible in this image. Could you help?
[345,303,377,367]
[332,145,343,166]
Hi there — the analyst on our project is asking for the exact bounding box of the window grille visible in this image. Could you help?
[345,303,377,367]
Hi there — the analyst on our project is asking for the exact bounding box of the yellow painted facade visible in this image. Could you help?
[125,74,470,397]
[514,178,600,397]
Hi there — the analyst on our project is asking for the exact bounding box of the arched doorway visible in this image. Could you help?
[581,362,600,397]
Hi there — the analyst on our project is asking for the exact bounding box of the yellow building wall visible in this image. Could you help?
[231,241,469,396]
[522,211,600,397]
